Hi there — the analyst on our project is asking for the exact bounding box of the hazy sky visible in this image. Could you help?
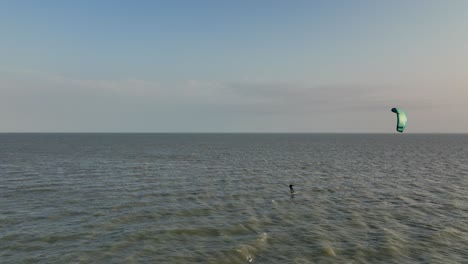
[1,0,467,132]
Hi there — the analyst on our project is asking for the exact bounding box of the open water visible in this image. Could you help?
[1,133,467,263]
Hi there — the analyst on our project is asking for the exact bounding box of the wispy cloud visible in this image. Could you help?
[1,68,466,132]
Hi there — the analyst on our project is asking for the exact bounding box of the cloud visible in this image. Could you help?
[0,67,451,113]
[1,68,466,132]
[0,68,162,96]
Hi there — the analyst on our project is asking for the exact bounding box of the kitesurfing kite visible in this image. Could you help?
[391,108,407,133]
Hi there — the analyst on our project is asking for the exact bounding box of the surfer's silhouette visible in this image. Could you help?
[289,184,295,194]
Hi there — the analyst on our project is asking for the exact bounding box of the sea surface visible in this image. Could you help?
[1,133,467,264]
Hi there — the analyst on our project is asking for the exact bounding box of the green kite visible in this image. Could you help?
[391,108,407,133]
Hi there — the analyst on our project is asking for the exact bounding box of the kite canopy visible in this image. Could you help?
[391,108,407,133]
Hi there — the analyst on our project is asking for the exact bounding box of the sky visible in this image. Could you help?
[1,0,467,133]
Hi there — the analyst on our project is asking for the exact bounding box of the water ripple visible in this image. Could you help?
[1,134,467,263]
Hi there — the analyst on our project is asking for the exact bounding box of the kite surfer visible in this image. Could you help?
[289,184,295,194]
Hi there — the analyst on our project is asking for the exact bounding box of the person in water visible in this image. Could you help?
[289,184,295,194]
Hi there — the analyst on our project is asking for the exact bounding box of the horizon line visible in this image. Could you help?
[1,132,467,134]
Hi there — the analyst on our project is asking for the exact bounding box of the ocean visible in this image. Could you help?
[1,133,467,263]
